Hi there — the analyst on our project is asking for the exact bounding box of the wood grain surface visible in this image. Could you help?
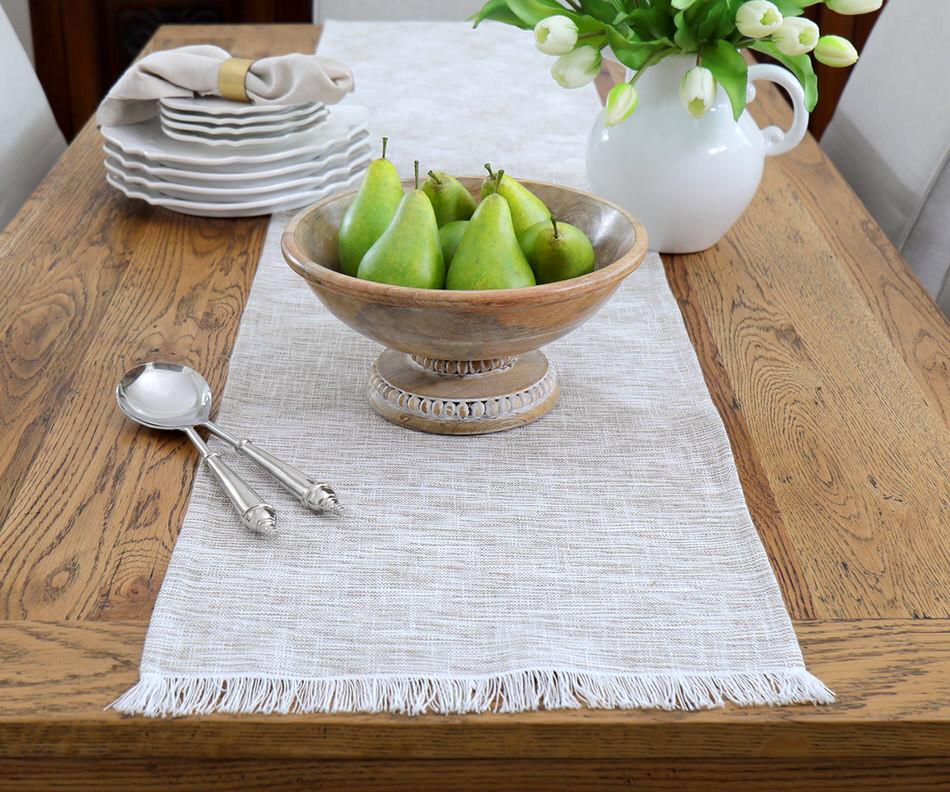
[2,22,950,792]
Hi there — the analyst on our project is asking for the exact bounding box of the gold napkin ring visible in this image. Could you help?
[218,57,254,102]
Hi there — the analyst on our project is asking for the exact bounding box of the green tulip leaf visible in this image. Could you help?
[701,39,748,120]
[635,0,676,17]
[470,0,530,28]
[606,26,671,71]
[506,0,573,26]
[749,39,818,112]
[511,0,608,33]
[502,0,597,32]
[578,0,621,21]
[671,0,720,49]
[692,0,732,42]
[625,7,678,43]
[673,11,696,50]
[775,0,823,10]
[767,1,802,15]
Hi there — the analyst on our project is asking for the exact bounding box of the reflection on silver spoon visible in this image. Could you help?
[116,362,341,535]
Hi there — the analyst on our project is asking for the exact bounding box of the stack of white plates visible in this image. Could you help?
[101,101,372,217]
[158,96,329,146]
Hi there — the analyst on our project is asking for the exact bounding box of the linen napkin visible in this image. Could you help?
[112,21,833,717]
[96,45,354,127]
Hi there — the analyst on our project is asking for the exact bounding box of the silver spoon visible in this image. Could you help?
[116,362,340,534]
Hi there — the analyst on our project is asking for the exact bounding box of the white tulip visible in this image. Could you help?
[735,1,783,38]
[679,66,717,118]
[825,0,883,14]
[814,34,859,67]
[550,45,602,89]
[772,16,820,56]
[605,82,639,126]
[533,15,579,56]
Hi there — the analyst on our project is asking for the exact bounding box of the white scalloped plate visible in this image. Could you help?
[105,141,371,201]
[159,107,329,144]
[159,100,322,127]
[100,105,370,168]
[102,127,369,185]
[159,96,322,118]
[106,156,368,217]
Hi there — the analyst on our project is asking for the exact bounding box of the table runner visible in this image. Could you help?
[112,21,833,716]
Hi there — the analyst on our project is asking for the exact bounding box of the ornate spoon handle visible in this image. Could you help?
[182,427,277,536]
[203,422,341,514]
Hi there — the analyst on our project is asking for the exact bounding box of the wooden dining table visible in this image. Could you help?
[3,22,950,791]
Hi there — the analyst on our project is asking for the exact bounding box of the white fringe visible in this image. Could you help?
[109,669,834,717]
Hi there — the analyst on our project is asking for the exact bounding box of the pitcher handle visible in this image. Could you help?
[747,63,809,157]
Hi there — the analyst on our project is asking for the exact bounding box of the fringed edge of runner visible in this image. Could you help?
[108,669,835,717]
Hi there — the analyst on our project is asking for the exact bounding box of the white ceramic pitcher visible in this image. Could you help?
[586,54,809,253]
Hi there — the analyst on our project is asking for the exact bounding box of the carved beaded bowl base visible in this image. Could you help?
[369,349,559,434]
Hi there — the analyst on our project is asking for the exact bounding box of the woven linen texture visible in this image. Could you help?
[113,21,833,716]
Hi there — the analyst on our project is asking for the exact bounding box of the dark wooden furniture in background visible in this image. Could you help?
[28,0,311,140]
[802,1,883,138]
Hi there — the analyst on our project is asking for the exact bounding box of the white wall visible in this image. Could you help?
[313,0,473,21]
[0,0,32,64]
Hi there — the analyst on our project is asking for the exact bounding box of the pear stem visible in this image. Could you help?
[427,169,442,185]
[551,216,559,239]
[497,169,505,186]
[414,160,420,190]
[484,163,494,179]
[381,137,389,160]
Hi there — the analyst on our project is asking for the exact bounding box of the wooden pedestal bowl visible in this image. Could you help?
[281,177,648,434]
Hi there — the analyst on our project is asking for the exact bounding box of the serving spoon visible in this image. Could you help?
[116,362,340,535]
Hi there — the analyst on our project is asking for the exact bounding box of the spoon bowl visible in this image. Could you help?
[117,361,213,430]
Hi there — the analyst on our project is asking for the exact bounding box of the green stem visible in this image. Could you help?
[414,160,420,190]
[381,136,389,159]
[578,33,607,50]
[427,169,442,184]
[628,46,676,86]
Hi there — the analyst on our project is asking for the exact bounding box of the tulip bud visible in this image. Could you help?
[605,82,639,126]
[679,66,717,118]
[735,1,783,38]
[672,0,698,8]
[550,45,602,89]
[772,16,819,56]
[814,34,859,67]
[533,15,579,56]
[825,0,883,14]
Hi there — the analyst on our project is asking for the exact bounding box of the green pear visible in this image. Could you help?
[337,137,404,277]
[438,220,468,265]
[518,217,596,284]
[445,194,536,290]
[422,170,477,226]
[357,162,445,289]
[480,163,551,236]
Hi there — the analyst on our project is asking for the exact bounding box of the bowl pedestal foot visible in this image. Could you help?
[368,349,559,434]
